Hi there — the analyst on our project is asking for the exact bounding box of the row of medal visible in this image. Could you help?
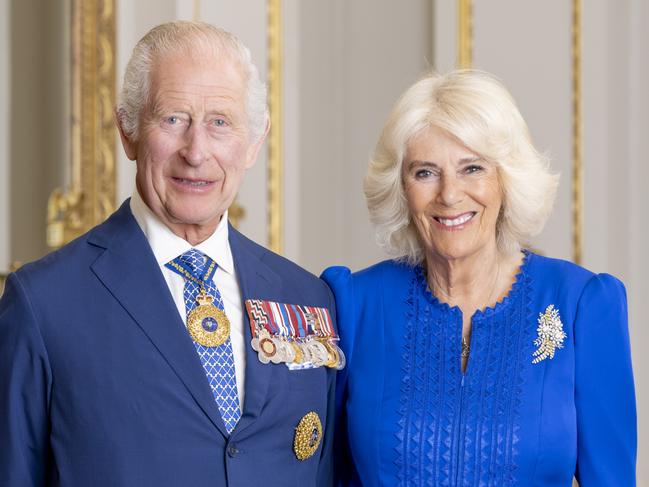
[245,299,345,370]
[251,328,345,369]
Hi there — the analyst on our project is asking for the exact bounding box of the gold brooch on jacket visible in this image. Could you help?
[532,304,566,364]
[293,412,323,461]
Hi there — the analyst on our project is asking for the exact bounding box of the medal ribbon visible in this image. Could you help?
[245,300,337,340]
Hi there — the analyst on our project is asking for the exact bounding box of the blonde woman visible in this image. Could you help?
[322,70,636,486]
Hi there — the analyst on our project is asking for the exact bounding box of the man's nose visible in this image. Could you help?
[179,125,208,165]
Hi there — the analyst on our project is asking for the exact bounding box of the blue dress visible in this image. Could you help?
[321,252,636,486]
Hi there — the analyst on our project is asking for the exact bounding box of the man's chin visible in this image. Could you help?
[162,206,222,228]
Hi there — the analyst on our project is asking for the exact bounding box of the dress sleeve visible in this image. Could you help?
[574,273,636,486]
[0,273,52,487]
[320,266,362,487]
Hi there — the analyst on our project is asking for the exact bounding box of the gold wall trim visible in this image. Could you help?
[267,0,283,253]
[457,0,473,68]
[571,0,583,265]
[47,0,116,248]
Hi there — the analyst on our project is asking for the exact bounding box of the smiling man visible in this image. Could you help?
[0,22,337,487]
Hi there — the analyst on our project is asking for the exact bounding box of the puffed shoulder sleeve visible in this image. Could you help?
[321,266,356,380]
[574,273,636,486]
[320,266,360,487]
[0,273,52,487]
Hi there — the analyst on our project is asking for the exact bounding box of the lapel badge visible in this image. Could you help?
[293,412,323,461]
[532,304,567,364]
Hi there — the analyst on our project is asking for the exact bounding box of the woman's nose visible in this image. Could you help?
[437,173,464,206]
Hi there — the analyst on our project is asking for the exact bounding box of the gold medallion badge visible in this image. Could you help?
[186,289,230,347]
[293,412,323,461]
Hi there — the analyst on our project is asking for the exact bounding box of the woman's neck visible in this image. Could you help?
[426,246,521,314]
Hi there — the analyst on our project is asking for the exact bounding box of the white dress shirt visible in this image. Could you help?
[130,191,246,410]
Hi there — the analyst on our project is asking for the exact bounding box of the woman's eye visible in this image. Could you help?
[414,169,433,179]
[464,165,484,174]
[166,116,178,125]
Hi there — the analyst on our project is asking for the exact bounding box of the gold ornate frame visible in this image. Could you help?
[267,0,284,253]
[44,0,282,256]
[1,0,116,293]
[457,0,583,265]
[571,0,583,265]
[457,0,473,68]
[46,0,116,249]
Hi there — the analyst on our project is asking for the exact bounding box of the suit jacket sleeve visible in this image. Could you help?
[321,266,361,487]
[574,273,636,486]
[0,273,52,487]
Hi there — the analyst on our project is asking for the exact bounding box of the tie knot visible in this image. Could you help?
[168,248,216,281]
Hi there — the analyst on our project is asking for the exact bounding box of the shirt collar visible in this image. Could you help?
[130,190,234,275]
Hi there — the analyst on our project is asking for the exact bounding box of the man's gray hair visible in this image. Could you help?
[364,69,559,265]
[117,21,268,142]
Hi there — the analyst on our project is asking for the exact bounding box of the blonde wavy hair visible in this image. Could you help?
[364,69,559,265]
[117,21,268,142]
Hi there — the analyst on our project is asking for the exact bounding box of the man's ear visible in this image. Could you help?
[115,109,138,161]
[244,117,271,169]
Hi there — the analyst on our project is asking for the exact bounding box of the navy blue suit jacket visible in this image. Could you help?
[0,201,335,486]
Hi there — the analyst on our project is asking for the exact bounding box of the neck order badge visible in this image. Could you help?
[166,252,231,347]
[166,249,241,433]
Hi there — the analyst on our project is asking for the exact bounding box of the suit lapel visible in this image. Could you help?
[229,227,282,434]
[88,202,229,437]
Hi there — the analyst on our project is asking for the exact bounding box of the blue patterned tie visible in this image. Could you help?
[166,249,241,433]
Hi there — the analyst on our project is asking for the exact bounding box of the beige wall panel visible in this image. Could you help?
[115,0,178,206]
[200,0,269,248]
[432,0,456,73]
[9,0,69,265]
[472,1,572,261]
[626,0,649,482]
[281,0,299,262]
[290,0,431,274]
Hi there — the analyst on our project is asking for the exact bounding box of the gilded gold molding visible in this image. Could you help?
[47,0,116,248]
[457,0,473,68]
[267,0,283,253]
[571,0,583,265]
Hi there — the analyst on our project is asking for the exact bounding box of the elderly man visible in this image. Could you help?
[0,21,337,486]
